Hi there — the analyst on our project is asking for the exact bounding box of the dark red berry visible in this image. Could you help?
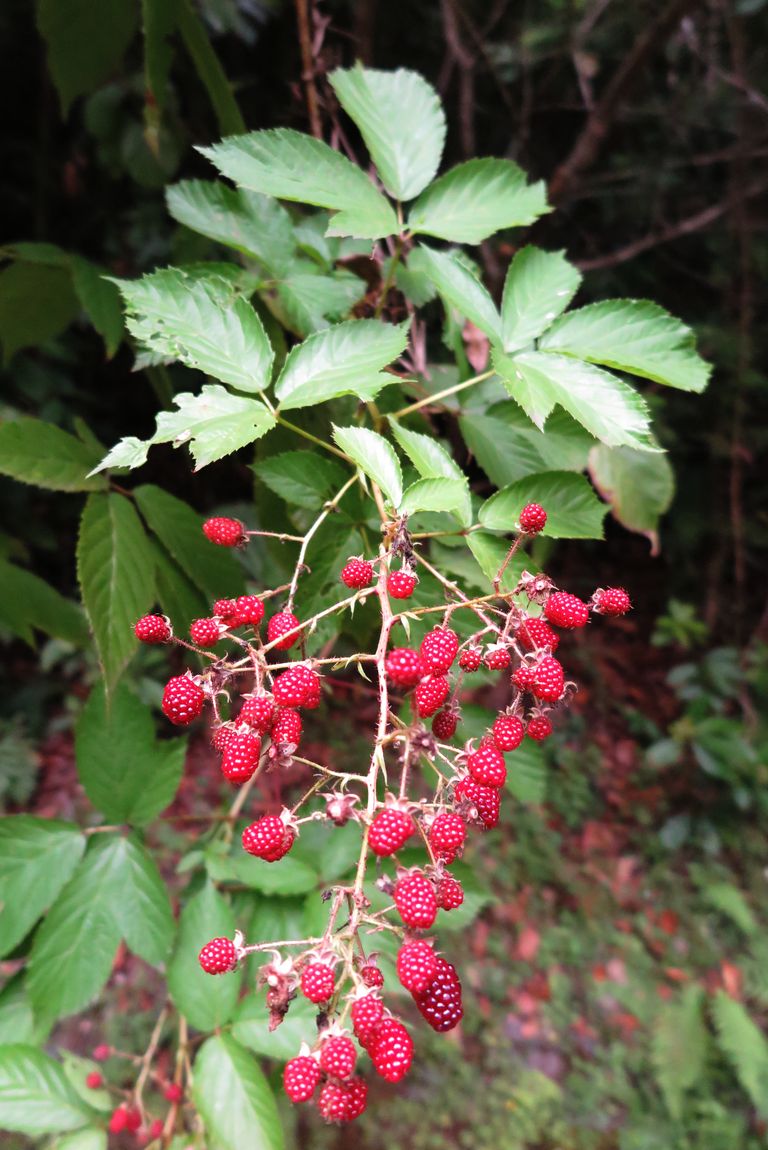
[340,558,374,589]
[368,809,415,856]
[134,614,171,643]
[199,937,237,974]
[519,503,547,534]
[527,715,553,741]
[412,956,463,1032]
[432,708,458,740]
[267,611,301,650]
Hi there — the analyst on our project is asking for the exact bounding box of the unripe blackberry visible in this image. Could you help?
[518,503,547,534]
[203,517,245,547]
[340,557,374,589]
[492,713,525,752]
[162,674,205,726]
[199,937,237,974]
[385,648,425,689]
[301,962,335,1003]
[368,808,415,856]
[267,611,301,650]
[415,675,450,718]
[393,872,438,929]
[593,587,632,616]
[545,592,589,630]
[134,614,171,643]
[387,569,418,599]
[284,1056,320,1103]
[420,627,459,674]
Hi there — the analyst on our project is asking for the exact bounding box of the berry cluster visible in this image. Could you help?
[84,1044,184,1144]
[136,503,630,1125]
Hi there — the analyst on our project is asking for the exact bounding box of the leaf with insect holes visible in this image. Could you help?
[199,128,397,240]
[329,66,445,200]
[332,425,403,508]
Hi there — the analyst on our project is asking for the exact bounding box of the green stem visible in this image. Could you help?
[391,369,495,419]
[175,0,246,135]
[275,415,350,461]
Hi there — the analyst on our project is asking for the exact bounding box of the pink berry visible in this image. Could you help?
[512,663,536,691]
[213,598,238,619]
[545,592,589,630]
[203,517,245,547]
[199,937,237,974]
[527,715,553,741]
[85,1072,103,1089]
[163,1084,183,1104]
[340,557,374,589]
[458,646,482,672]
[134,614,171,643]
[387,569,417,599]
[484,645,511,670]
[519,503,547,534]
[162,674,205,726]
[267,611,301,650]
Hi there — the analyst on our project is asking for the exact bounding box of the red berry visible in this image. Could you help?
[396,940,438,993]
[190,617,222,647]
[393,872,438,929]
[271,708,303,747]
[134,614,171,643]
[454,775,500,830]
[213,598,238,619]
[517,616,560,653]
[458,646,482,672]
[148,1118,164,1139]
[238,692,275,733]
[527,715,553,741]
[484,645,511,670]
[242,815,295,861]
[319,1035,357,1079]
[198,937,237,974]
[92,1045,111,1062]
[301,962,335,1004]
[492,713,525,752]
[85,1072,103,1089]
[368,808,415,856]
[203,517,245,547]
[432,708,458,740]
[385,647,425,689]
[412,956,463,1032]
[163,1084,183,1104]
[436,873,464,910]
[232,594,264,627]
[162,674,205,726]
[519,503,547,534]
[109,1105,141,1134]
[340,557,374,589]
[387,569,417,599]
[415,675,450,718]
[428,812,465,861]
[420,627,459,674]
[512,663,536,691]
[221,731,261,783]
[594,587,632,617]
[212,723,236,753]
[303,679,321,711]
[531,655,565,702]
[283,1055,321,1103]
[351,993,384,1043]
[267,611,301,650]
[369,1017,413,1083]
[467,740,507,787]
[359,964,384,989]
[545,592,589,630]
[317,1076,368,1123]
[273,664,318,707]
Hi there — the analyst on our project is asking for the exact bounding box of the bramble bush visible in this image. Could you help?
[0,64,714,1146]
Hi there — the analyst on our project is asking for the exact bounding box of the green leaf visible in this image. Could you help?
[702,883,757,935]
[479,472,606,539]
[253,451,347,510]
[495,349,656,451]
[133,484,245,600]
[388,421,464,481]
[105,836,175,965]
[0,418,107,491]
[400,477,472,527]
[70,258,124,357]
[200,128,397,240]
[36,0,138,113]
[115,269,274,393]
[166,180,295,274]
[61,1053,112,1113]
[88,436,150,475]
[0,560,89,647]
[274,319,409,411]
[205,848,319,897]
[271,271,365,337]
[409,158,549,243]
[505,741,548,804]
[588,444,674,549]
[415,246,501,341]
[0,262,79,362]
[233,994,319,1063]
[711,991,768,1115]
[0,1045,93,1135]
[464,532,528,593]
[54,1128,107,1150]
[77,494,156,693]
[0,975,45,1046]
[329,65,445,200]
[76,681,185,826]
[167,881,240,1032]
[653,985,706,1119]
[539,299,711,393]
[150,538,209,638]
[27,839,124,1021]
[332,425,402,507]
[153,385,276,469]
[459,406,593,488]
[500,247,582,352]
[0,816,85,958]
[193,1035,283,1150]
